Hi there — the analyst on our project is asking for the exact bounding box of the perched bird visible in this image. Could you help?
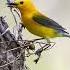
[8,0,70,44]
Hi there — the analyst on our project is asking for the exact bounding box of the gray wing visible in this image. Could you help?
[32,14,69,34]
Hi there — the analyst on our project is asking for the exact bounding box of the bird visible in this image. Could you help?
[8,0,70,44]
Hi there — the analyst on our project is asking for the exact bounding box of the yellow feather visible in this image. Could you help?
[13,0,60,38]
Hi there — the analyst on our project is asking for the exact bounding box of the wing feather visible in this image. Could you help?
[32,13,69,34]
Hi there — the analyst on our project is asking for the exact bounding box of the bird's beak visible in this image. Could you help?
[7,2,18,7]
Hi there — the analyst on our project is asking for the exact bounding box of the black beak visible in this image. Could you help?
[7,3,18,7]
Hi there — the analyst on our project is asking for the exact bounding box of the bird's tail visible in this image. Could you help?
[60,30,70,38]
[63,33,70,38]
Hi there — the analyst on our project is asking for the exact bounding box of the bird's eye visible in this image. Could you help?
[20,1,24,4]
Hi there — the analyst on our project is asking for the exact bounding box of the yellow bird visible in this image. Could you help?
[8,0,70,43]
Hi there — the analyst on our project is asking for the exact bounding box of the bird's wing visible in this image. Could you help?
[32,13,66,30]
